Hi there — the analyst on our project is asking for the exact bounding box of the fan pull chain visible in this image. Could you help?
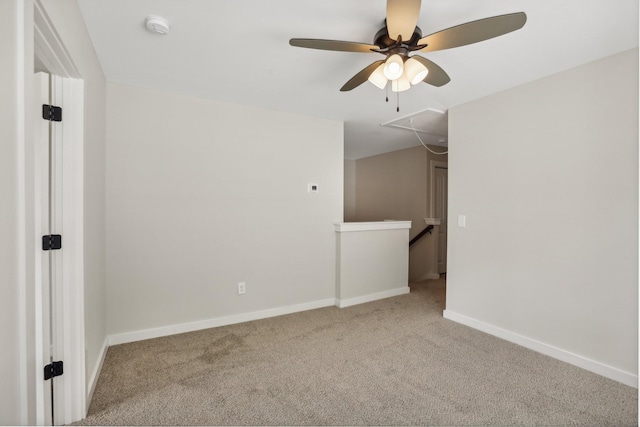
[385,83,389,103]
[396,91,400,112]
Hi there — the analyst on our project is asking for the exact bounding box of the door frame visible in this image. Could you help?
[20,1,86,424]
[429,160,448,274]
[429,160,448,218]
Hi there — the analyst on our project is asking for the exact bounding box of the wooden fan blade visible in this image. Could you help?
[386,0,421,41]
[411,56,450,87]
[340,60,385,92]
[289,38,379,53]
[418,12,527,52]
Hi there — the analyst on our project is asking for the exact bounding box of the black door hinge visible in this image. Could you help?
[44,361,63,380]
[42,234,62,251]
[42,104,62,122]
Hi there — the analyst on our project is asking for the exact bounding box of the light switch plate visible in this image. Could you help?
[458,215,466,228]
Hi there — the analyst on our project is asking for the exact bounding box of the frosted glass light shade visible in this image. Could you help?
[391,75,411,92]
[368,63,388,89]
[405,57,429,85]
[383,54,404,80]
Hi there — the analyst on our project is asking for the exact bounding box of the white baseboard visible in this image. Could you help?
[108,298,336,346]
[443,309,638,388]
[336,287,410,308]
[86,336,109,414]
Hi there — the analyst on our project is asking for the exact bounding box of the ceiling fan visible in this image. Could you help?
[290,0,526,94]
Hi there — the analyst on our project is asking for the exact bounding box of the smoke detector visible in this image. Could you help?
[145,15,171,35]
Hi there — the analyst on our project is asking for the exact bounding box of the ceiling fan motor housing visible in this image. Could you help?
[374,25,423,51]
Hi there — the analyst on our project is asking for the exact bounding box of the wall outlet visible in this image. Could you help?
[237,282,246,295]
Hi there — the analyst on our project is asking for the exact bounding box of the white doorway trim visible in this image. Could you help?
[34,0,80,79]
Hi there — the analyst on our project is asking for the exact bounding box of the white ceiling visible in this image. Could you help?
[76,0,638,159]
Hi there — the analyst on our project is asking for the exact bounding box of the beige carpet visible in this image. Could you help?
[76,278,637,426]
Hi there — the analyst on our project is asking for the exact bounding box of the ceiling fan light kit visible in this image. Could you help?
[367,63,388,89]
[391,75,411,93]
[383,54,405,80]
[289,0,526,110]
[404,57,429,85]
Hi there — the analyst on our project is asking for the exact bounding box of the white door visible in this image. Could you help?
[434,166,448,274]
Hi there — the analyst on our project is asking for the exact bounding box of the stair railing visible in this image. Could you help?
[409,224,434,247]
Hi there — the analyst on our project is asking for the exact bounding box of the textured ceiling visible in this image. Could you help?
[77,0,638,159]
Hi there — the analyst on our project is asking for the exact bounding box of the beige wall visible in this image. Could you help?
[106,83,343,336]
[344,159,356,221]
[447,48,638,382]
[351,145,447,281]
[0,1,26,423]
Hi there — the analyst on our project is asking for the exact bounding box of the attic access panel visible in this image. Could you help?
[381,108,448,146]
